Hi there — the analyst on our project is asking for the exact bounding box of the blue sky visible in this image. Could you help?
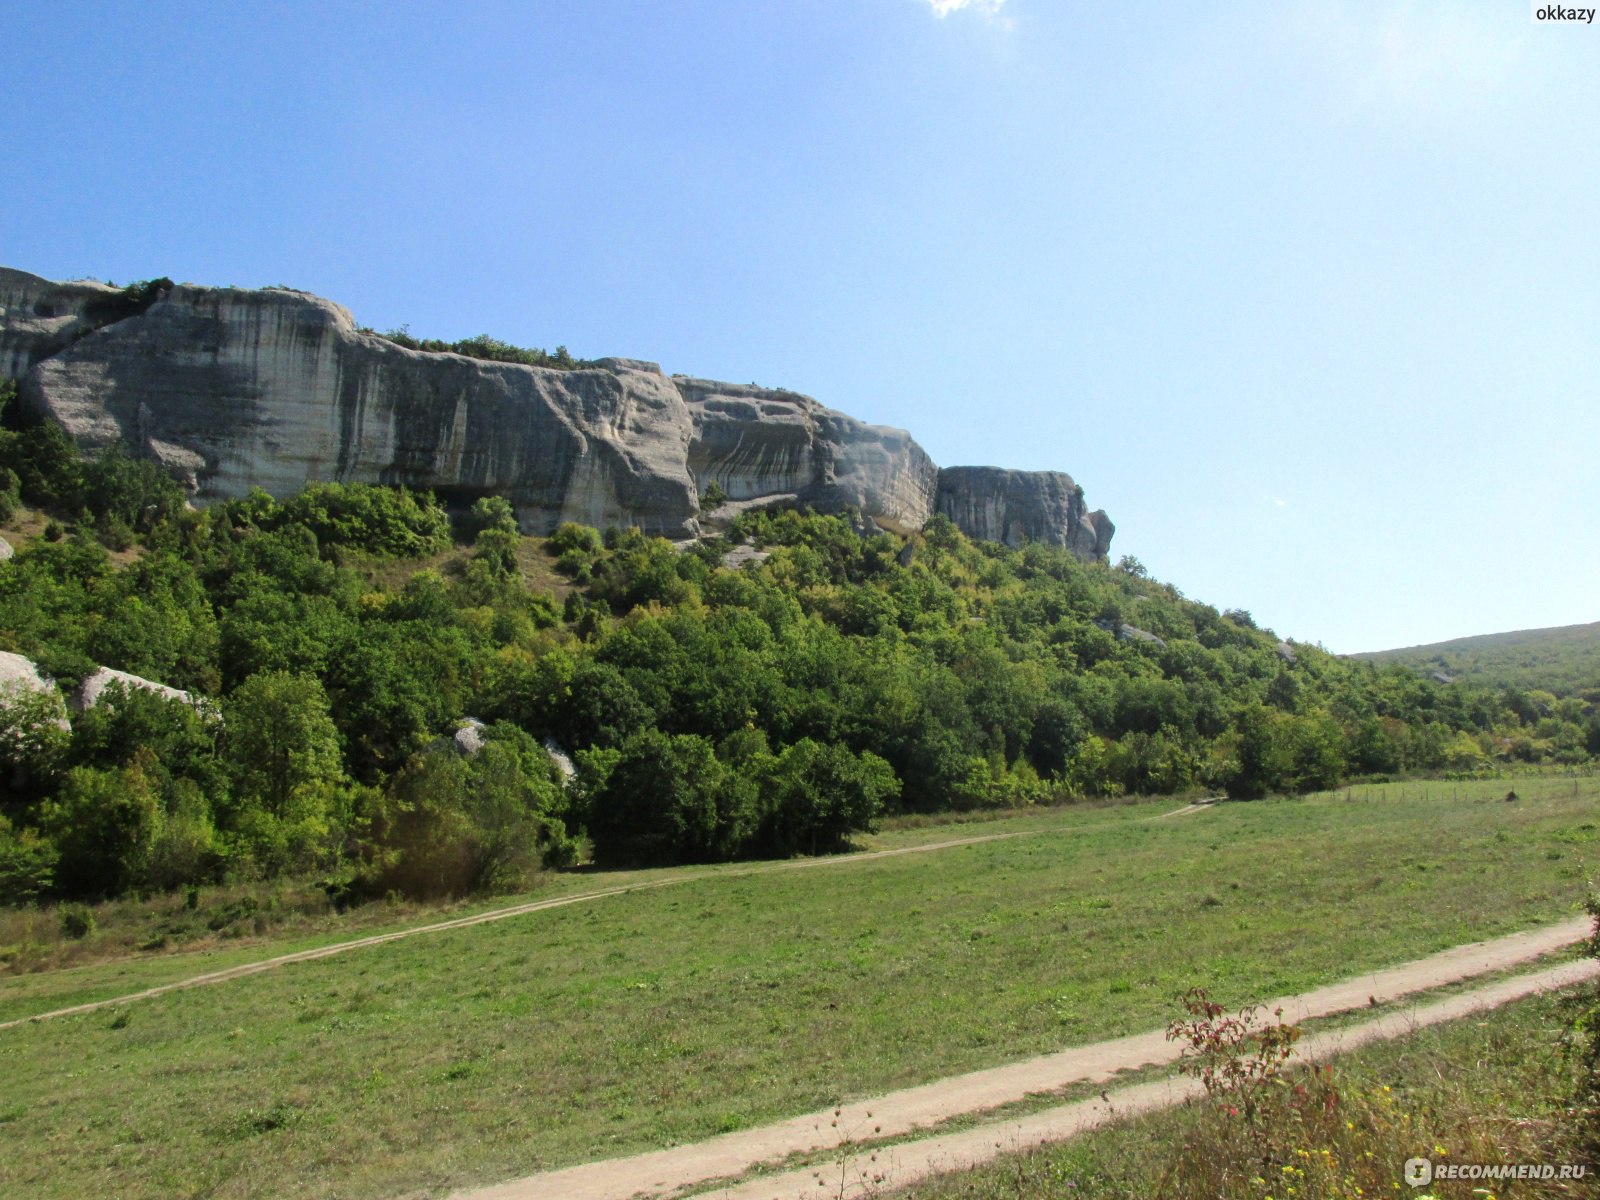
[5,1,1596,653]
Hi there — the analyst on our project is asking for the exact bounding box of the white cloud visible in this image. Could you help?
[925,0,1009,21]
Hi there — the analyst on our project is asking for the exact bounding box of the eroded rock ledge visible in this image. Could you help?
[0,267,1113,557]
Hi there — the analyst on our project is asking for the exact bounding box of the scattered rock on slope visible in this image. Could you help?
[69,666,210,715]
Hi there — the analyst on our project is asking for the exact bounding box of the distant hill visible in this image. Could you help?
[1354,622,1600,699]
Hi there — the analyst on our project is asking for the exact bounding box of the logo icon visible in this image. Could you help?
[1404,1157,1434,1188]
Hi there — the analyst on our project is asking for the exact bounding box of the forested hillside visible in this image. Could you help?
[2,381,1595,908]
[1355,623,1600,701]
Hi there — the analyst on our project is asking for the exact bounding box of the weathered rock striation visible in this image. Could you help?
[0,267,1113,556]
[1,268,701,534]
[679,378,938,534]
[935,466,1113,559]
[0,271,130,381]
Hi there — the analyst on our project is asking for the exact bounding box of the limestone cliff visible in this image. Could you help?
[679,378,938,533]
[0,268,1113,556]
[935,467,1114,558]
[1,268,700,535]
[0,271,178,387]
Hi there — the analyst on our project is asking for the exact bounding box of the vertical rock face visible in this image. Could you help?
[7,271,702,535]
[0,268,130,380]
[678,378,939,532]
[1,268,1114,557]
[935,466,1114,559]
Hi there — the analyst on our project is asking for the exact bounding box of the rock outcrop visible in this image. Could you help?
[1093,619,1167,650]
[454,718,488,756]
[0,650,59,702]
[0,271,132,381]
[542,738,577,785]
[69,665,211,716]
[1,267,1113,556]
[935,467,1114,558]
[2,268,701,533]
[680,379,938,534]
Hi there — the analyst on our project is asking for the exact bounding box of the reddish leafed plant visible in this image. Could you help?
[1166,986,1302,1122]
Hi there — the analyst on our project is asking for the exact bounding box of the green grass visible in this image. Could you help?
[891,986,1594,1199]
[0,808,1078,1023]
[2,777,1597,1199]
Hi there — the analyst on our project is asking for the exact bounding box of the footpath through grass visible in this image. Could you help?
[2,777,1596,1200]
[0,822,1055,1025]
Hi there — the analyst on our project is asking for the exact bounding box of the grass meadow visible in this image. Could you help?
[2,776,1596,1199]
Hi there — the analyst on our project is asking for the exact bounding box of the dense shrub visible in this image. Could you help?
[242,483,450,558]
[376,326,593,370]
[548,522,603,555]
[0,814,58,906]
[80,446,186,536]
[40,756,165,899]
[0,683,72,805]
[365,729,571,897]
[461,495,519,540]
[585,730,751,866]
[760,739,897,857]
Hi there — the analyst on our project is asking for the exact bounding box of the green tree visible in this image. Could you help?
[761,739,897,857]
[548,522,602,555]
[369,732,569,898]
[69,681,225,798]
[0,419,82,508]
[39,754,164,898]
[462,495,519,540]
[0,682,71,807]
[80,445,186,535]
[0,465,20,523]
[0,814,58,905]
[226,671,344,817]
[587,730,747,866]
[1226,704,1293,800]
[471,527,521,580]
[144,779,221,890]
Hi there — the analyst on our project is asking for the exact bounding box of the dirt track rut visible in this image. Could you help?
[452,917,1593,1200]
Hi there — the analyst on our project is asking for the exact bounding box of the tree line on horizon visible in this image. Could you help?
[1,381,1595,909]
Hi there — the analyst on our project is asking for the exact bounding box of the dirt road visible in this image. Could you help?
[707,957,1597,1200]
[452,917,1593,1200]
